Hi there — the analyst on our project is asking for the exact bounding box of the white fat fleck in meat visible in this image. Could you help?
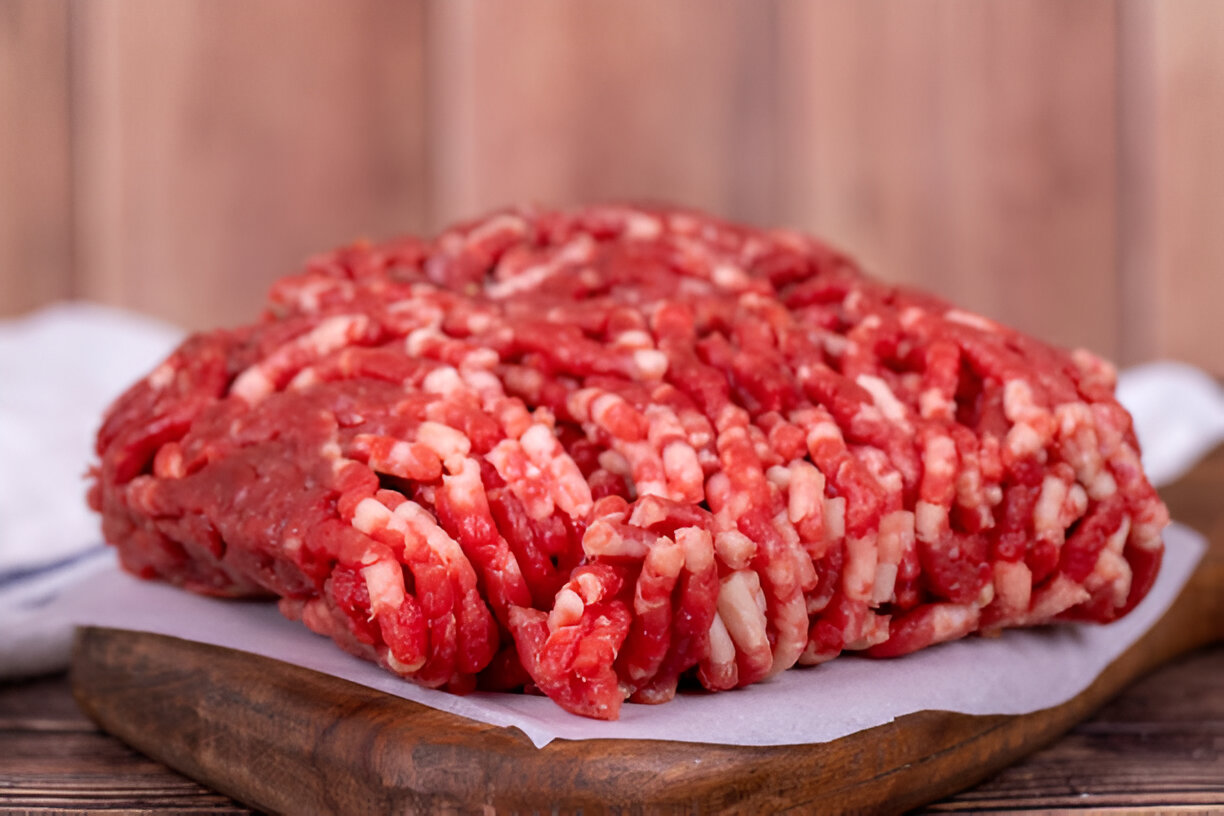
[717,570,770,656]
[772,509,801,548]
[494,398,534,440]
[288,368,320,391]
[147,361,176,390]
[590,392,634,433]
[1032,474,1069,543]
[484,261,566,299]
[843,533,878,602]
[460,347,500,371]
[311,314,371,354]
[1006,423,1044,460]
[924,603,982,646]
[1004,380,1036,421]
[873,510,915,604]
[797,641,838,667]
[463,311,495,334]
[416,421,472,471]
[1026,574,1091,621]
[712,263,750,289]
[1070,347,1118,390]
[574,571,605,603]
[466,212,528,250]
[548,587,585,631]
[154,445,186,479]
[1089,470,1118,501]
[714,530,756,571]
[661,440,704,501]
[842,611,892,651]
[459,368,503,400]
[352,496,393,536]
[787,461,825,523]
[676,526,715,572]
[620,440,669,501]
[1129,495,1169,552]
[1085,515,1134,607]
[899,306,926,329]
[519,423,594,517]
[824,496,847,543]
[486,439,553,519]
[625,212,663,240]
[597,449,632,478]
[1061,483,1089,528]
[992,559,1033,615]
[870,564,899,606]
[612,329,654,350]
[405,327,445,357]
[441,456,486,514]
[944,309,999,332]
[583,519,648,559]
[394,500,467,566]
[634,537,684,613]
[485,234,594,299]
[704,612,737,671]
[242,316,356,397]
[282,535,302,558]
[765,465,792,491]
[857,446,904,500]
[632,348,669,381]
[361,559,406,616]
[922,434,957,483]
[919,387,953,421]
[856,374,911,427]
[820,333,849,358]
[231,368,274,404]
[915,500,947,544]
[1091,549,1133,608]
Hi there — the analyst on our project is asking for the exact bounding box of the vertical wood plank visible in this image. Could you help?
[72,0,428,330]
[776,0,1120,359]
[1117,0,1158,368]
[1136,0,1224,376]
[426,0,777,231]
[0,0,72,315]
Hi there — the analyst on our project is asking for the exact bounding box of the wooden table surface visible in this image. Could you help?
[4,443,1223,815]
[1,646,1221,814]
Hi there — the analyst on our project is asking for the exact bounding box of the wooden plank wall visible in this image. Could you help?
[0,0,1221,373]
[0,0,72,315]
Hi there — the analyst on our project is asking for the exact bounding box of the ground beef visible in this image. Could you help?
[88,204,1168,720]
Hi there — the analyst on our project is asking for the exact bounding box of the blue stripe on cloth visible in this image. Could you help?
[0,546,113,610]
[0,544,110,589]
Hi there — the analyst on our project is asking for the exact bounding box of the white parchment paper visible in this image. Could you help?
[49,524,1204,749]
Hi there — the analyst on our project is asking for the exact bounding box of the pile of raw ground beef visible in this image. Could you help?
[90,205,1168,719]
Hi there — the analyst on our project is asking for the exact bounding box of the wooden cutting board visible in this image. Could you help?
[71,445,1224,815]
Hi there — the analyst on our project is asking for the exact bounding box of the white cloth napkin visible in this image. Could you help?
[1,302,1221,703]
[0,303,182,675]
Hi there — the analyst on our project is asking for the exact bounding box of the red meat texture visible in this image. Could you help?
[89,205,1169,720]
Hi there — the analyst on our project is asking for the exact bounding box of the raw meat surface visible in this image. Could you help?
[89,204,1168,719]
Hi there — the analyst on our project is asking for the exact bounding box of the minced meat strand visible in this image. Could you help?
[89,204,1169,720]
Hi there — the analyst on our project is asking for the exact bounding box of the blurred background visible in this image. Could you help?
[1,0,1221,373]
